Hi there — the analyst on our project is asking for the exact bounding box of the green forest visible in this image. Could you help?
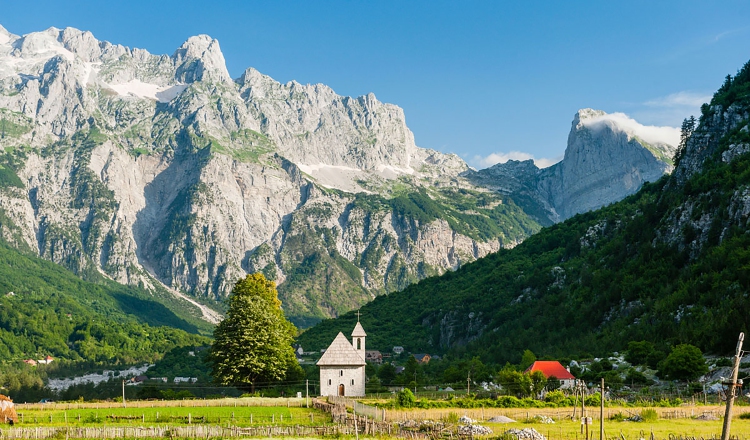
[298,59,750,365]
[0,239,209,369]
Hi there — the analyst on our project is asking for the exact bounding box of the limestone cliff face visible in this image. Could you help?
[466,109,676,223]
[0,25,538,326]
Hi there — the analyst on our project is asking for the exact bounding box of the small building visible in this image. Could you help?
[525,361,576,389]
[395,366,405,374]
[317,322,367,397]
[413,353,431,364]
[37,356,54,365]
[393,346,404,354]
[23,359,37,366]
[365,350,383,364]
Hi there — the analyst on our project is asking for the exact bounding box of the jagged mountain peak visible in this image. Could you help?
[573,108,679,152]
[0,24,15,43]
[172,34,231,83]
[573,108,608,126]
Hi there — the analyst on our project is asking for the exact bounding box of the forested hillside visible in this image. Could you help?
[0,242,209,364]
[298,59,750,363]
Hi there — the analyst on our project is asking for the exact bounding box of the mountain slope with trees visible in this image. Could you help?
[0,241,208,365]
[298,59,750,363]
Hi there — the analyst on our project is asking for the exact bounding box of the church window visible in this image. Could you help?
[340,370,343,376]
[328,379,331,385]
[357,338,361,349]
[351,379,354,386]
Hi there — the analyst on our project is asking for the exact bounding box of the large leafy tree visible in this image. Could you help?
[209,274,297,392]
[658,344,708,382]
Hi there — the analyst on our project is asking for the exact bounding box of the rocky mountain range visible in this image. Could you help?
[465,109,676,223]
[0,25,676,326]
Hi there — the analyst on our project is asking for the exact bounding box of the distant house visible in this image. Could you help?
[134,375,148,383]
[23,359,37,366]
[395,366,406,374]
[413,353,431,364]
[173,377,197,384]
[365,350,383,364]
[37,356,54,365]
[393,346,404,354]
[525,361,576,389]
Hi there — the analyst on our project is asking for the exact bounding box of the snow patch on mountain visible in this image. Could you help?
[107,80,188,102]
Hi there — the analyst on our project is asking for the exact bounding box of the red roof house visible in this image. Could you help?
[525,361,576,389]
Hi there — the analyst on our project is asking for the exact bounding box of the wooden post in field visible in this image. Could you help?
[122,380,126,408]
[599,377,604,440]
[721,332,744,440]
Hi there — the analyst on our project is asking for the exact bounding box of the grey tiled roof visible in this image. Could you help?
[317,332,365,366]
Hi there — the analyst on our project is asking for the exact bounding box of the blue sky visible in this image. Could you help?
[3,1,749,168]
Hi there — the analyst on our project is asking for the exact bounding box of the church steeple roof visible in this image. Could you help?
[351,322,367,337]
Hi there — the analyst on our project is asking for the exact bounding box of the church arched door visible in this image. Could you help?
[338,384,345,396]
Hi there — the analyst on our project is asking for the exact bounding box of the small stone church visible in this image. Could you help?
[317,322,367,396]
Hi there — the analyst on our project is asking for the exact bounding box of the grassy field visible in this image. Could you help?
[384,406,750,439]
[10,399,750,439]
[13,398,331,428]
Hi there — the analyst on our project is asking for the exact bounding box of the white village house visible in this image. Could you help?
[317,322,367,396]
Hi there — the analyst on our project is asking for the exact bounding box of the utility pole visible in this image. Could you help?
[413,372,417,395]
[122,380,126,408]
[721,332,744,440]
[599,377,604,440]
[306,380,309,408]
[467,372,471,396]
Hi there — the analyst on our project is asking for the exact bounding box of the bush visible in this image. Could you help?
[609,412,625,421]
[397,388,416,408]
[544,390,567,404]
[443,412,460,423]
[640,409,658,422]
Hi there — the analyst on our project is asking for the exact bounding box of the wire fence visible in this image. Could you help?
[16,397,305,411]
[327,395,387,421]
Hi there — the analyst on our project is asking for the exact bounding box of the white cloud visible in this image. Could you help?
[644,91,711,109]
[581,112,680,147]
[632,91,710,127]
[471,151,562,170]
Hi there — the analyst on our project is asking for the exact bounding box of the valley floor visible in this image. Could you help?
[6,398,750,439]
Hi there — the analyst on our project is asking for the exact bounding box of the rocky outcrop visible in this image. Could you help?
[466,109,676,223]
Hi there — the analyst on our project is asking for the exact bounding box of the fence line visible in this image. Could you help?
[16,397,304,411]
[0,424,362,439]
[327,395,387,421]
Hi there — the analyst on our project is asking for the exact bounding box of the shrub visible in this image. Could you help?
[640,409,658,422]
[443,412,460,423]
[397,388,416,408]
[544,390,566,404]
[609,412,625,421]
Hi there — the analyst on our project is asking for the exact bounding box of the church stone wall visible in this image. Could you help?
[319,366,365,396]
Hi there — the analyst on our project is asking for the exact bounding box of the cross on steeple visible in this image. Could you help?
[356,310,361,322]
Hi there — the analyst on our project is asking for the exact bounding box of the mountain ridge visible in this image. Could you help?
[0,25,676,326]
[298,58,750,359]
